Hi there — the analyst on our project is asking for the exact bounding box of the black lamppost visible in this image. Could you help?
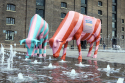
[72,0,75,48]
[107,0,108,49]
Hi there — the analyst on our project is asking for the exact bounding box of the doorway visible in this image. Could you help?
[81,41,87,49]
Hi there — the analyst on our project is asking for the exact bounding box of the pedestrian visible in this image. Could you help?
[103,42,106,50]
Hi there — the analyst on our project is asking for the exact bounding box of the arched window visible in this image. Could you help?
[7,4,16,11]
[98,1,102,6]
[61,2,67,8]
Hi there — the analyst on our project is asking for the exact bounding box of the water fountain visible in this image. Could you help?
[0,45,18,71]
[59,59,68,63]
[8,73,33,82]
[0,44,5,65]
[117,78,124,83]
[62,69,79,79]
[75,62,90,67]
[31,60,42,64]
[18,73,24,79]
[49,56,51,60]
[18,56,21,59]
[97,64,120,77]
[43,63,57,69]
[70,69,76,75]
[46,56,56,60]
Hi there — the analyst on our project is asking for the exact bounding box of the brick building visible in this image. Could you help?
[0,0,125,49]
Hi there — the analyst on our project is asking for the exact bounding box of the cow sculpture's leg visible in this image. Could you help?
[34,45,39,57]
[39,39,44,57]
[76,39,82,60]
[93,40,100,58]
[43,39,47,57]
[87,42,94,57]
[61,42,68,60]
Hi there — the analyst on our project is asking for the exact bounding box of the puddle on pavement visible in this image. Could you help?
[0,51,125,83]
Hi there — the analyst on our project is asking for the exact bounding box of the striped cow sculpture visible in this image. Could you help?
[49,11,101,60]
[20,14,49,58]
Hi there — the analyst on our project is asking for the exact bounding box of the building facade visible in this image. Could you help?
[0,0,125,49]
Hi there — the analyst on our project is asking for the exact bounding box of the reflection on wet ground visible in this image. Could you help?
[0,51,125,83]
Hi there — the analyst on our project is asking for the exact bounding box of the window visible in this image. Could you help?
[112,0,116,3]
[6,17,15,24]
[112,22,116,28]
[122,19,124,23]
[101,29,102,33]
[36,8,44,18]
[100,38,102,44]
[6,30,14,40]
[7,4,16,11]
[61,13,66,18]
[122,35,124,39]
[98,10,102,15]
[81,0,87,4]
[122,27,124,31]
[112,31,115,37]
[81,7,87,14]
[112,5,116,12]
[61,2,67,8]
[100,19,102,24]
[36,0,45,6]
[98,1,102,6]
[112,13,116,20]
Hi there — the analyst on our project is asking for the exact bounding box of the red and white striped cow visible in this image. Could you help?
[49,11,101,60]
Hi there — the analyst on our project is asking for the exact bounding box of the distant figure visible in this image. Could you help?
[103,43,106,50]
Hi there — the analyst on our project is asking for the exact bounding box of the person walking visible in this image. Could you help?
[103,42,106,50]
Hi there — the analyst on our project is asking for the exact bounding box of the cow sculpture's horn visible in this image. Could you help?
[32,39,40,45]
[20,39,26,45]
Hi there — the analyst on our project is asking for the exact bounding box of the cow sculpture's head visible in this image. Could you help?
[20,38,40,57]
[49,38,65,58]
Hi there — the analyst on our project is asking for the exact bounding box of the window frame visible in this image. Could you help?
[81,0,87,4]
[36,0,45,6]
[122,35,124,39]
[112,22,116,28]
[6,17,15,25]
[5,30,15,40]
[61,2,67,8]
[122,27,124,32]
[98,1,102,6]
[100,19,102,24]
[98,10,102,15]
[7,4,16,11]
[122,19,124,23]
[112,0,116,3]
[61,12,66,19]
[36,8,45,18]
[81,6,87,14]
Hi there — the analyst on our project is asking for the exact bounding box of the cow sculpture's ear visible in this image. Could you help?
[56,39,66,44]
[20,39,26,45]
[56,39,63,42]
